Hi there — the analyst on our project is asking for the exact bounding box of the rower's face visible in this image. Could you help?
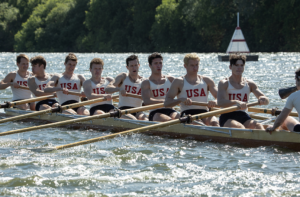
[150,58,163,73]
[90,64,103,77]
[31,63,44,74]
[230,60,244,75]
[17,58,29,72]
[126,59,139,75]
[185,59,199,73]
[64,60,77,73]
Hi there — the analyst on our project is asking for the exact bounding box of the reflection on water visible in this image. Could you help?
[1,52,300,196]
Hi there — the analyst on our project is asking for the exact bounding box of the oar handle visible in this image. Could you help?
[59,95,119,111]
[1,95,56,108]
[125,93,142,99]
[248,107,298,117]
[190,101,220,107]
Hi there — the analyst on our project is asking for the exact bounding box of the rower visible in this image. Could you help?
[44,53,89,115]
[105,55,148,120]
[217,54,269,129]
[266,68,300,133]
[83,58,114,115]
[0,54,35,110]
[141,52,180,122]
[28,55,59,111]
[164,53,219,126]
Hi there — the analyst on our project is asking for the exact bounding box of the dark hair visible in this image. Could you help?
[90,58,104,69]
[229,54,247,66]
[295,68,300,81]
[16,54,29,63]
[65,53,77,64]
[126,55,139,66]
[148,52,163,65]
[30,55,47,69]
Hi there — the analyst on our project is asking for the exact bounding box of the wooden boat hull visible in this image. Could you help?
[1,108,300,151]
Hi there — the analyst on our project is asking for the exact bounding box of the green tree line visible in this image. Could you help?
[0,0,299,52]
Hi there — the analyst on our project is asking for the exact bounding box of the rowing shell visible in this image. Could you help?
[1,108,300,151]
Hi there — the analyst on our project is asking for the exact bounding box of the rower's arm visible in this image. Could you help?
[105,73,126,93]
[141,80,164,105]
[217,80,239,107]
[248,80,269,105]
[0,73,15,90]
[82,80,108,100]
[44,75,61,93]
[204,76,218,99]
[164,78,182,107]
[28,77,53,97]
[270,107,292,130]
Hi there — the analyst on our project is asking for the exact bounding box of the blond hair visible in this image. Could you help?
[90,58,104,69]
[184,53,200,65]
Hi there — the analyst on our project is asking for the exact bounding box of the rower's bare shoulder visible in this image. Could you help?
[218,78,229,89]
[83,79,92,87]
[77,74,86,81]
[50,73,60,80]
[5,72,17,80]
[106,76,114,82]
[166,75,175,82]
[141,79,150,89]
[202,75,215,84]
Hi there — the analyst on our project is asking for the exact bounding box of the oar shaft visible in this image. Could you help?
[248,107,298,117]
[54,102,259,150]
[56,117,179,150]
[0,103,163,137]
[9,95,55,107]
[126,93,142,99]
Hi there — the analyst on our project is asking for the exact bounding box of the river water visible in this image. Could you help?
[1,53,300,196]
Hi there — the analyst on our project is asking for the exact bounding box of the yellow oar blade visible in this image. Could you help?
[36,102,259,152]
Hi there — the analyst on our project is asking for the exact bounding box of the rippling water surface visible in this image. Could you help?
[1,52,300,196]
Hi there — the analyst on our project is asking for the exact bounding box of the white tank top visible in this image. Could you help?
[149,77,171,112]
[11,72,32,101]
[56,74,81,104]
[90,78,112,108]
[34,74,50,93]
[226,78,250,111]
[118,75,143,108]
[178,76,208,111]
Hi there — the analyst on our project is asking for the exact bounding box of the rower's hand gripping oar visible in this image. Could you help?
[0,95,118,125]
[32,102,259,152]
[0,102,163,137]
[278,86,297,99]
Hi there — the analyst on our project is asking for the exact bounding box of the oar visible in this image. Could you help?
[0,95,56,109]
[33,102,259,152]
[278,86,297,99]
[248,107,298,117]
[0,95,119,125]
[0,103,163,137]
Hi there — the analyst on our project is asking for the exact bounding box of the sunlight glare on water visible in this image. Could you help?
[1,52,300,196]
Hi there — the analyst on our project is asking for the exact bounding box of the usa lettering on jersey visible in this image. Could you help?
[186,88,206,98]
[17,81,28,86]
[125,85,141,95]
[38,84,46,90]
[229,93,248,102]
[93,87,106,94]
[60,83,78,90]
[152,88,169,97]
